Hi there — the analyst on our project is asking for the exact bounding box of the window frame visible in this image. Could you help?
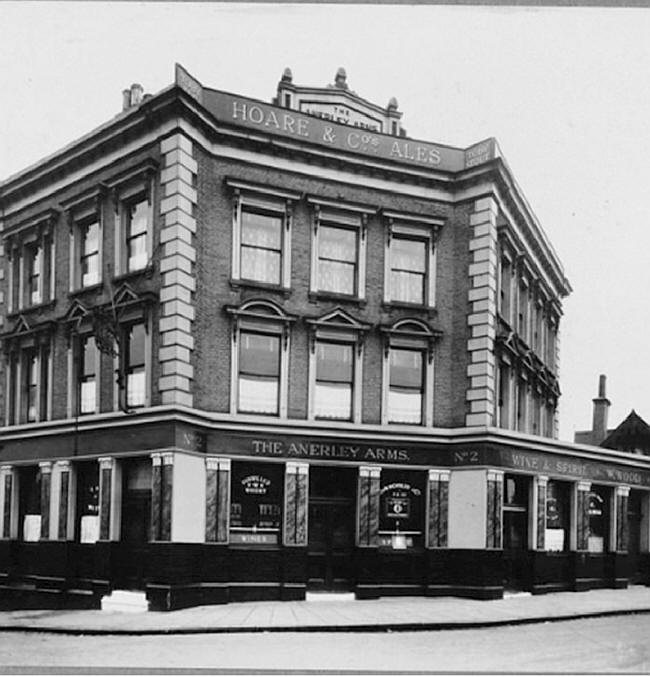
[306,310,370,424]
[227,179,300,292]
[383,212,443,309]
[381,319,440,427]
[68,333,100,417]
[227,300,296,418]
[308,198,372,301]
[67,198,103,293]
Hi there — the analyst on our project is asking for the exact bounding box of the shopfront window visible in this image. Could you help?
[378,469,425,549]
[503,474,529,549]
[75,462,99,543]
[230,462,283,545]
[587,485,611,553]
[545,480,571,552]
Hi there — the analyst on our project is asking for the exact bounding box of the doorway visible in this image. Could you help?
[307,466,356,591]
[115,458,152,589]
[502,474,530,591]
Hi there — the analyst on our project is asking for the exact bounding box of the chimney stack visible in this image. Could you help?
[122,83,145,111]
[591,374,611,444]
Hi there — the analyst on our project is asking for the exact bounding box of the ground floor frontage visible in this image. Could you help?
[1,411,649,610]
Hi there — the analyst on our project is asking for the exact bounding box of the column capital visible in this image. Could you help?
[286,461,309,475]
[359,466,381,479]
[38,462,52,474]
[487,469,504,482]
[536,475,548,487]
[428,469,450,482]
[206,457,231,472]
[56,460,71,471]
[161,453,174,466]
[98,457,114,470]
[577,480,592,492]
[616,485,630,497]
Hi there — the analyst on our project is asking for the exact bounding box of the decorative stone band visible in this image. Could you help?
[205,457,231,543]
[358,466,381,547]
[486,469,504,549]
[427,469,449,548]
[38,462,52,540]
[151,452,173,541]
[158,133,197,409]
[616,485,630,553]
[465,197,498,427]
[1,466,15,539]
[284,462,309,547]
[56,460,71,540]
[576,480,592,551]
[535,475,548,550]
[98,457,114,540]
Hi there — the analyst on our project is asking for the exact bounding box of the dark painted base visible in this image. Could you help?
[0,584,102,611]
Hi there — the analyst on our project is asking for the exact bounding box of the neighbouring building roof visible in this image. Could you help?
[601,409,650,455]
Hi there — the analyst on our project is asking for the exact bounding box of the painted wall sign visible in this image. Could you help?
[500,448,650,488]
[175,65,496,173]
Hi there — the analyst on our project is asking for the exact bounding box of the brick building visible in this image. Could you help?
[0,65,648,611]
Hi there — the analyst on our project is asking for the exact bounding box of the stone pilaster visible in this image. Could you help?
[426,469,449,548]
[576,481,591,551]
[151,452,173,541]
[39,462,52,540]
[0,466,16,539]
[466,197,498,427]
[205,457,230,543]
[486,469,503,549]
[615,486,630,553]
[534,475,548,550]
[56,461,71,540]
[98,457,114,541]
[284,462,309,546]
[358,466,380,547]
[159,133,197,408]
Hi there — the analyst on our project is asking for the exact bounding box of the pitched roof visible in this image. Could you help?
[601,410,650,454]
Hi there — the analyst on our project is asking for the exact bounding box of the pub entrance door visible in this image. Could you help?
[502,474,531,592]
[115,458,152,590]
[307,466,357,591]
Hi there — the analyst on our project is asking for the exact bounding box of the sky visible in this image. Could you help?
[1,2,649,442]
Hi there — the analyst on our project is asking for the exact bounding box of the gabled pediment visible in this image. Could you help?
[112,282,141,307]
[62,299,89,323]
[308,307,370,332]
[10,314,32,336]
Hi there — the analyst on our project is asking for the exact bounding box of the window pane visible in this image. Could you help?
[82,253,99,287]
[241,211,282,249]
[314,382,352,420]
[240,333,280,377]
[28,245,42,305]
[388,390,422,424]
[390,270,424,304]
[83,222,99,256]
[128,233,148,271]
[318,260,355,295]
[241,246,281,284]
[127,369,145,408]
[80,380,96,414]
[128,324,146,367]
[316,342,353,383]
[392,238,426,273]
[127,200,148,237]
[319,226,357,263]
[81,337,96,378]
[390,349,423,389]
[239,375,278,414]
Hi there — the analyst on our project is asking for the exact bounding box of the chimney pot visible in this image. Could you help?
[130,83,144,106]
[122,88,132,111]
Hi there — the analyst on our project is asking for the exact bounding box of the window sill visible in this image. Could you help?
[309,291,366,307]
[7,299,56,318]
[68,282,104,298]
[230,279,291,297]
[112,266,154,284]
[382,301,436,314]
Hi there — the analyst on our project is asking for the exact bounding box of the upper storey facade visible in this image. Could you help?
[0,65,571,441]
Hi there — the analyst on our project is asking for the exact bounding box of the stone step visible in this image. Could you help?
[101,589,148,613]
[305,591,356,602]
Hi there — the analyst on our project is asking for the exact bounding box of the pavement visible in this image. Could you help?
[1,586,650,635]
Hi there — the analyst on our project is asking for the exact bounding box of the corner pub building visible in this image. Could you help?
[0,65,649,612]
